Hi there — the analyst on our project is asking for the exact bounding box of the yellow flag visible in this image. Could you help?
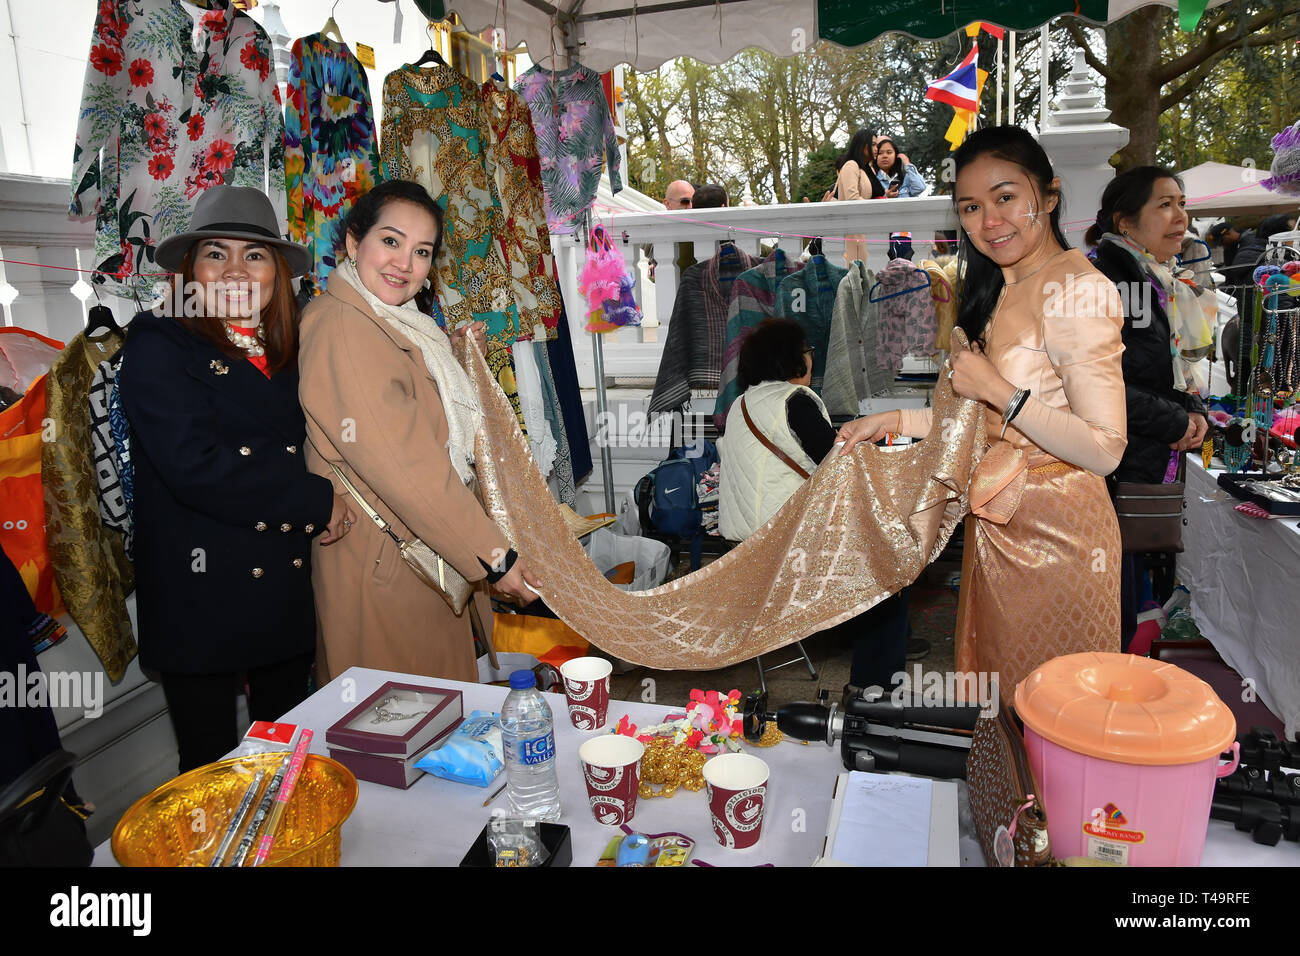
[965,22,981,37]
[945,71,989,150]
[946,110,973,150]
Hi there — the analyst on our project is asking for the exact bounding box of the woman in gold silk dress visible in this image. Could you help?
[838,126,1128,706]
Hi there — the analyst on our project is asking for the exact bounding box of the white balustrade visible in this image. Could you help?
[0,172,101,342]
[557,195,962,387]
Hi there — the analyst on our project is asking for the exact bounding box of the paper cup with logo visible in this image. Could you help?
[559,657,612,730]
[579,735,644,826]
[702,753,769,849]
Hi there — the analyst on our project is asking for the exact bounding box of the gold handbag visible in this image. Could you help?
[330,464,475,615]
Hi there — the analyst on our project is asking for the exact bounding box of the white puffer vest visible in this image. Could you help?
[718,381,829,540]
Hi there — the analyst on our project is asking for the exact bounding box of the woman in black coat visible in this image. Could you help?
[1087,167,1211,650]
[118,187,354,772]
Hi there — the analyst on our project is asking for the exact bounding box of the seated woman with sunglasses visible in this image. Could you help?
[718,319,909,689]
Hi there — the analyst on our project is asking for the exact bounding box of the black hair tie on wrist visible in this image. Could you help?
[1007,389,1031,424]
[479,548,518,584]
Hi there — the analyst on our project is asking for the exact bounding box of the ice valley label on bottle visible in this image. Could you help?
[508,732,555,766]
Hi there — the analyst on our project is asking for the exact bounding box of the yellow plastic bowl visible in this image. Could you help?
[112,753,358,867]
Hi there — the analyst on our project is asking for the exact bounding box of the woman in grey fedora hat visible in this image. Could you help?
[118,185,356,772]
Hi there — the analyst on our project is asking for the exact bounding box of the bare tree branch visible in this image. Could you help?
[1161,22,1300,107]
[1158,6,1289,83]
[1063,19,1112,80]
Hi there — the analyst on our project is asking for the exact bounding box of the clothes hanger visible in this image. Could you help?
[868,266,931,303]
[1177,238,1212,266]
[413,21,448,68]
[321,1,344,43]
[928,269,954,304]
[85,283,119,336]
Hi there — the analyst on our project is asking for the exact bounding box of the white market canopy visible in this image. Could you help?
[1179,162,1300,218]
[420,0,1227,72]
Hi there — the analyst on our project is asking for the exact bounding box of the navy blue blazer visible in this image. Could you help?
[117,310,334,674]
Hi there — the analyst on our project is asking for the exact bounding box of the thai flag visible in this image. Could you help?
[926,47,981,112]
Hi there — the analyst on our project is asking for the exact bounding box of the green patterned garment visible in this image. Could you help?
[380,64,521,350]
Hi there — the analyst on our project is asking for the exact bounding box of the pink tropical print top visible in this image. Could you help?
[513,63,622,236]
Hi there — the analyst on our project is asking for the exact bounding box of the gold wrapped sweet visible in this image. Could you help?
[637,737,707,799]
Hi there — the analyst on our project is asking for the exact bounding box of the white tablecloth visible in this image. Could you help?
[1180,459,1300,738]
[93,667,1297,866]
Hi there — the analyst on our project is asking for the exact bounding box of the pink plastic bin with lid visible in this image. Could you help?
[1014,653,1239,867]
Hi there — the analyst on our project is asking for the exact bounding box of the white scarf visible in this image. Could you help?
[334,257,482,484]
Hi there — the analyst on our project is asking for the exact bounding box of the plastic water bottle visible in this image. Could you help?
[499,670,562,821]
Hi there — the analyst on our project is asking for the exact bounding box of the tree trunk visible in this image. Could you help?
[1104,8,1164,170]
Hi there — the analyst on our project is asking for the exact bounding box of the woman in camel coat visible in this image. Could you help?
[298,181,537,682]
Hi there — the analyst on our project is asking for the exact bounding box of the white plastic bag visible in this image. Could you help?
[583,528,670,592]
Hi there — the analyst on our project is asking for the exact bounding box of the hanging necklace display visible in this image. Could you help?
[224,322,266,357]
[1224,285,1258,473]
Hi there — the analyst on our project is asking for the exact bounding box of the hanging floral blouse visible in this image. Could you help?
[514,63,623,236]
[284,34,379,301]
[70,0,286,297]
[481,81,561,341]
[380,64,520,349]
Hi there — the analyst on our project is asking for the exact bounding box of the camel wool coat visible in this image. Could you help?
[298,273,510,683]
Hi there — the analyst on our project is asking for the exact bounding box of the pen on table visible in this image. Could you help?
[483,781,507,807]
[209,770,265,867]
[229,730,299,867]
[252,728,314,867]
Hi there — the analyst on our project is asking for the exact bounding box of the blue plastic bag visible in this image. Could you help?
[414,710,504,787]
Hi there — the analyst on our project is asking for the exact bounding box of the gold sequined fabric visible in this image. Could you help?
[955,458,1121,708]
[42,331,137,680]
[466,331,988,670]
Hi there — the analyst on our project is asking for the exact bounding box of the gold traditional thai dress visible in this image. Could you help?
[901,249,1128,706]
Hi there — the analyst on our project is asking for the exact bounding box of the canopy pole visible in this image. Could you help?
[1007,30,1016,126]
[1040,21,1050,129]
[995,34,1003,126]
[581,209,616,514]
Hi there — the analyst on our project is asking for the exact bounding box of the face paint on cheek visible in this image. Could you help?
[1020,201,1040,228]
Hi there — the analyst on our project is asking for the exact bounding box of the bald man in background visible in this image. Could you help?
[648,180,698,281]
[665,180,695,209]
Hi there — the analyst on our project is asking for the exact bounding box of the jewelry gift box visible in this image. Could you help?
[325,682,463,789]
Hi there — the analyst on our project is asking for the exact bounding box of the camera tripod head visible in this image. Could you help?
[742,686,984,778]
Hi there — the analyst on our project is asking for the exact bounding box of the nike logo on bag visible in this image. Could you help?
[664,487,681,495]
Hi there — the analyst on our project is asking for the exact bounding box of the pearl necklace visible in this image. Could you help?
[224,322,265,357]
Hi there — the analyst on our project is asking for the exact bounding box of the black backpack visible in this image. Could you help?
[633,442,720,564]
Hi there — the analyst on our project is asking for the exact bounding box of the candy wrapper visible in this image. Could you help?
[595,830,695,867]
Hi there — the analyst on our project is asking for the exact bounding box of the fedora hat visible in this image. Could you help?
[155,186,311,276]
